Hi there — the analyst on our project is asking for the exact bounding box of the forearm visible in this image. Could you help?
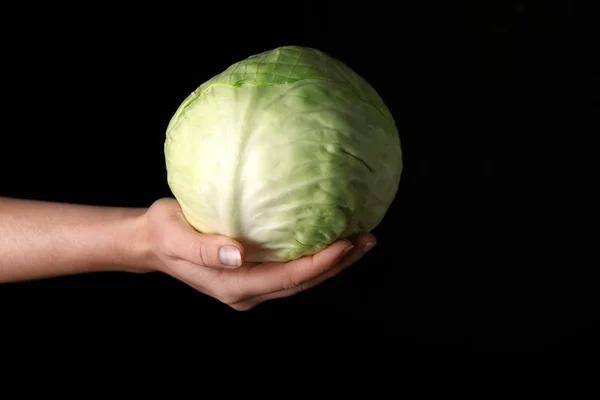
[0,197,156,283]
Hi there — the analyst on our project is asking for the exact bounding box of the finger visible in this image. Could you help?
[235,233,376,307]
[236,234,375,298]
[231,257,353,311]
[234,239,354,297]
[261,235,373,298]
[232,265,347,311]
[163,210,245,269]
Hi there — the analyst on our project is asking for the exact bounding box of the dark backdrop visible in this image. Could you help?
[1,2,598,352]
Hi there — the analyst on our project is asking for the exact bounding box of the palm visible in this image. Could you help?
[166,235,372,311]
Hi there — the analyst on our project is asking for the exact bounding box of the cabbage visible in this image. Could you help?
[164,45,402,262]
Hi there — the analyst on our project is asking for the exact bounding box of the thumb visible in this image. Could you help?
[165,212,246,269]
[192,233,246,269]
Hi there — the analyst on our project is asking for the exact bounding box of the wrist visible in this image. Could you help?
[116,208,162,274]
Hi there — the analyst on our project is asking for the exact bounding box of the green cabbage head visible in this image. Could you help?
[164,45,402,262]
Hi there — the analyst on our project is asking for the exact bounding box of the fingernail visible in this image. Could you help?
[364,242,377,253]
[341,245,355,257]
[219,246,242,267]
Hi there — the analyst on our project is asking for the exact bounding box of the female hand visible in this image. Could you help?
[144,198,377,311]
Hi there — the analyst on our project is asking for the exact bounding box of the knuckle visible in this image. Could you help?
[282,277,303,291]
[159,233,179,258]
[191,242,206,265]
[281,264,306,291]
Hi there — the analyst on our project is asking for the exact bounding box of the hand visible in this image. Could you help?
[143,198,376,311]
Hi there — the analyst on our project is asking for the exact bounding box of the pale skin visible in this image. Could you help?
[0,196,376,311]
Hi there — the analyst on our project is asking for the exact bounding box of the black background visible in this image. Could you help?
[1,2,598,352]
